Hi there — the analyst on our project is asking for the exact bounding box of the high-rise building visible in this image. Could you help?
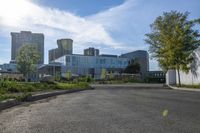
[84,47,99,56]
[49,38,73,62]
[11,31,44,64]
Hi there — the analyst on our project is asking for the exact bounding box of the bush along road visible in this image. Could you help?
[0,80,92,110]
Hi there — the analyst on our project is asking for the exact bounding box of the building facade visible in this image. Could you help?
[0,63,17,72]
[54,54,128,79]
[49,39,73,62]
[84,47,99,56]
[166,47,200,85]
[120,50,149,78]
[11,31,44,64]
[147,71,165,83]
[46,39,150,79]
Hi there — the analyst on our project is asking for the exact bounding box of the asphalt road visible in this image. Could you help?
[0,84,200,133]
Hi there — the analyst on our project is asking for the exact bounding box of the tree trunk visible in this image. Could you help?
[25,73,28,82]
[177,68,181,87]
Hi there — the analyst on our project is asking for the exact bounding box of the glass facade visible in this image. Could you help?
[54,54,128,78]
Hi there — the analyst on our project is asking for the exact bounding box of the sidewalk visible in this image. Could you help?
[168,85,200,92]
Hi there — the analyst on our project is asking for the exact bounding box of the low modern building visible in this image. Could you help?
[46,39,150,79]
[147,71,165,83]
[54,54,128,79]
[38,63,62,78]
[166,47,200,85]
[0,62,17,72]
[120,50,149,78]
[0,70,23,80]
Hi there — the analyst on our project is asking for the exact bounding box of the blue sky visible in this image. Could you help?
[0,0,199,70]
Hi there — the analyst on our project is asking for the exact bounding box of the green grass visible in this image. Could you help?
[96,79,145,84]
[56,82,90,90]
[0,94,16,101]
[0,80,90,101]
[179,84,200,89]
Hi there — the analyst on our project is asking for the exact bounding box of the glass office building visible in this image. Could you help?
[54,54,128,78]
[48,38,149,79]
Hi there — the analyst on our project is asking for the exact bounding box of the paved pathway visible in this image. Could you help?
[0,84,200,133]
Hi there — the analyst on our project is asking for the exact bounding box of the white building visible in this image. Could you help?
[166,47,200,85]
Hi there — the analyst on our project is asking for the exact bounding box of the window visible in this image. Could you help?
[66,56,70,62]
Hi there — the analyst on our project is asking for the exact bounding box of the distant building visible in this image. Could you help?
[84,47,99,56]
[147,71,165,83]
[45,39,150,79]
[0,70,23,80]
[38,63,62,78]
[54,54,128,79]
[49,39,73,62]
[101,54,118,58]
[0,62,17,72]
[11,31,44,64]
[120,50,149,78]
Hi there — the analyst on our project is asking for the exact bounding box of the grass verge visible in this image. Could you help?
[178,84,200,89]
[0,81,90,101]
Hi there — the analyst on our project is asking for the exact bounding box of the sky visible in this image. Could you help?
[0,0,199,70]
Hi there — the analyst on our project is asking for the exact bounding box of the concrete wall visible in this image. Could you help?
[177,68,200,85]
[166,70,176,85]
[166,47,200,85]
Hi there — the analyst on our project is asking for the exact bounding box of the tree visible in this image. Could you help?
[124,63,140,74]
[16,45,40,81]
[55,71,61,81]
[66,70,72,81]
[145,11,200,86]
[109,71,114,80]
[101,68,107,80]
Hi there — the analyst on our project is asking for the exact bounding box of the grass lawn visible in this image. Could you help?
[179,84,200,89]
[0,81,90,101]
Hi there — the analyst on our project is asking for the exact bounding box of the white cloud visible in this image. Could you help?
[88,0,138,28]
[87,0,149,52]
[0,0,121,51]
[0,0,159,69]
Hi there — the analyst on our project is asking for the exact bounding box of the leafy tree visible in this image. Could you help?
[66,70,72,80]
[124,63,140,74]
[145,11,200,86]
[85,75,92,82]
[55,71,61,81]
[109,71,114,80]
[16,45,40,81]
[101,68,107,80]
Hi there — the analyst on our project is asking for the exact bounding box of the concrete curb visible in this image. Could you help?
[168,85,200,92]
[0,87,93,111]
[0,99,20,111]
[91,83,171,90]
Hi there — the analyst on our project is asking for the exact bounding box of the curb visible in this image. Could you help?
[91,83,169,90]
[0,87,93,111]
[0,99,20,111]
[167,85,200,92]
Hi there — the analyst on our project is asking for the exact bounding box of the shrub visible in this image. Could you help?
[0,94,16,101]
[16,93,32,102]
[56,82,89,90]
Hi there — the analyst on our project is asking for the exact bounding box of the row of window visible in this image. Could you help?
[65,56,128,66]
